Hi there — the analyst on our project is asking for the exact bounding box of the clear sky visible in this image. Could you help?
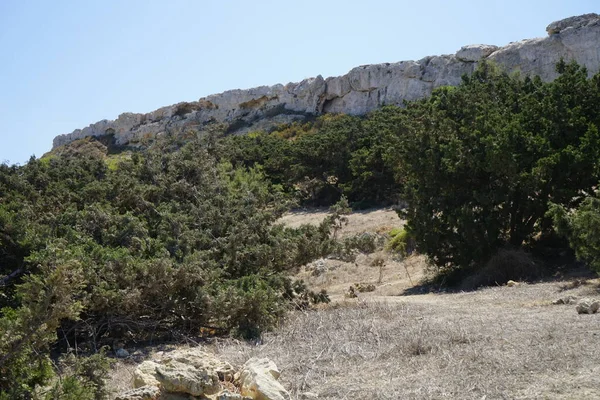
[0,1,597,165]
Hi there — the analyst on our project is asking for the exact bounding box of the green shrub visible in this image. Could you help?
[0,134,342,394]
[283,279,330,310]
[548,197,600,274]
[386,228,414,257]
[45,351,112,400]
[343,232,379,254]
[213,275,286,339]
[397,60,600,270]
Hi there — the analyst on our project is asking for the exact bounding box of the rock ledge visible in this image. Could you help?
[53,14,600,149]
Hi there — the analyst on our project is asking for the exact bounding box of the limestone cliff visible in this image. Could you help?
[52,14,600,149]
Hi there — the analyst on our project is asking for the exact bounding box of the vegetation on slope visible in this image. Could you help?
[2,59,600,397]
[0,137,336,398]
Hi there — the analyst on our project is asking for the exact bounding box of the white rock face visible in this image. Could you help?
[547,13,600,34]
[239,358,290,400]
[52,14,600,149]
[133,360,161,388]
[456,44,499,62]
[130,348,235,396]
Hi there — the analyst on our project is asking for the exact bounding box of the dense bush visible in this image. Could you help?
[396,60,600,272]
[0,136,333,397]
[386,228,415,257]
[220,113,399,206]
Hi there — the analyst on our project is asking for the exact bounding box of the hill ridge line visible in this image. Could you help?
[52,13,600,149]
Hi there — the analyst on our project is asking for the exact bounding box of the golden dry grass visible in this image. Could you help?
[108,208,600,399]
[215,281,600,399]
[278,208,403,238]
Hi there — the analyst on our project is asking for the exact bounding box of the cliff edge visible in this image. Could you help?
[52,14,600,149]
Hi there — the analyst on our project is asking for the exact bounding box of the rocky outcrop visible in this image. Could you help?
[52,14,600,149]
[115,385,160,400]
[118,348,289,400]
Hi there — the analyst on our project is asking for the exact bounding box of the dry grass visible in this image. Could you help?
[278,208,402,238]
[297,253,429,300]
[215,282,600,400]
[108,208,600,399]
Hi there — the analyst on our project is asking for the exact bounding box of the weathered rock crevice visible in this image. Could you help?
[52,14,600,149]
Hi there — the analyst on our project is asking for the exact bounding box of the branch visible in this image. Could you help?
[0,267,24,287]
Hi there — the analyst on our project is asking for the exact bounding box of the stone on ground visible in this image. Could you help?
[552,295,578,305]
[576,298,600,314]
[239,358,290,400]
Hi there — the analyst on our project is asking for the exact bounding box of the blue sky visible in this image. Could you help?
[0,1,597,164]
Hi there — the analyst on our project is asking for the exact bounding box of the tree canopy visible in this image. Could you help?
[395,60,600,270]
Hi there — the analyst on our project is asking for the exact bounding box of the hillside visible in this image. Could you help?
[3,12,600,400]
[52,14,600,149]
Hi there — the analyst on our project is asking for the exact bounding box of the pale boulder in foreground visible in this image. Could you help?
[155,359,222,396]
[120,349,289,400]
[239,358,291,400]
[153,348,235,396]
[133,360,161,388]
[128,348,236,397]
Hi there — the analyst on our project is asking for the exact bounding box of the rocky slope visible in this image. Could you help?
[53,14,600,149]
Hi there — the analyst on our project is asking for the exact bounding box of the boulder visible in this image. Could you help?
[576,298,600,314]
[133,360,161,388]
[456,44,499,62]
[162,348,235,382]
[115,385,160,400]
[132,348,235,396]
[506,280,519,287]
[156,359,220,396]
[239,358,290,400]
[115,347,130,358]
